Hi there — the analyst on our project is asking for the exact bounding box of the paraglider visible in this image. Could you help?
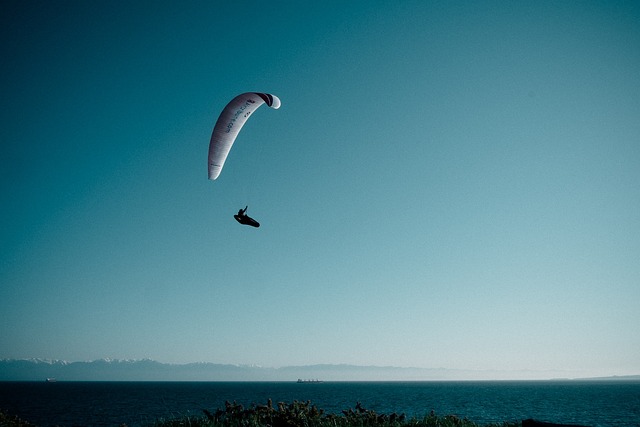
[208,92,280,227]
[208,92,281,180]
[234,206,260,228]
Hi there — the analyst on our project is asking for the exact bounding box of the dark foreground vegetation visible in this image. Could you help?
[1,410,37,427]
[2,400,583,427]
[153,400,519,427]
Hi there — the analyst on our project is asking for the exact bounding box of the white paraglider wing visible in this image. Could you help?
[208,92,281,180]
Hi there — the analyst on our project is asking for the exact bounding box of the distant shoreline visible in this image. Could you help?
[1,359,638,382]
[3,377,640,384]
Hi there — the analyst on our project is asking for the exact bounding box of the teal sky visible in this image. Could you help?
[2,1,639,379]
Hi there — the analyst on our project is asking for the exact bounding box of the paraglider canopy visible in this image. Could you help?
[208,92,281,180]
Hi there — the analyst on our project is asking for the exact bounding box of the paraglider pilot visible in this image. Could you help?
[234,206,260,228]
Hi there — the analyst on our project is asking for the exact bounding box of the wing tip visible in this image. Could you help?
[255,93,281,109]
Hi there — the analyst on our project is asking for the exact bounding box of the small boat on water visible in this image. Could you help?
[45,378,57,383]
[296,379,322,383]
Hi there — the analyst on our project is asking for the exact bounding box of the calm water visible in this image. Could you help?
[1,381,639,427]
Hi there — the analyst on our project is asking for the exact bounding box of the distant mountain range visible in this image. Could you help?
[0,359,470,381]
[1,359,638,382]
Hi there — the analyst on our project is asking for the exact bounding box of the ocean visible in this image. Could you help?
[1,381,639,427]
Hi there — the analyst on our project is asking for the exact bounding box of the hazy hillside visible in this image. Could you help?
[3,359,636,382]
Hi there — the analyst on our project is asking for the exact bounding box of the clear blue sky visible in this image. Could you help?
[2,0,639,379]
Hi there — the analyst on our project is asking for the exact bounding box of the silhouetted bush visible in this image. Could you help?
[0,410,37,427]
[152,400,519,427]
